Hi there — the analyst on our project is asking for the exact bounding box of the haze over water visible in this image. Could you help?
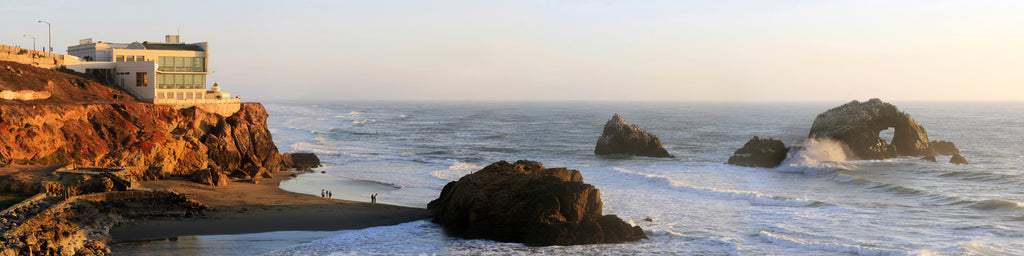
[241,101,1020,255]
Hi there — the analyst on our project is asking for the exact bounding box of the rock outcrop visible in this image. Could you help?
[283,152,321,170]
[191,169,230,186]
[0,191,205,256]
[950,154,968,165]
[595,114,672,158]
[427,160,647,246]
[0,61,290,179]
[931,140,960,155]
[727,136,790,168]
[808,99,934,160]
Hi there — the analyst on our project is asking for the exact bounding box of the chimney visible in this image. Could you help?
[165,35,180,43]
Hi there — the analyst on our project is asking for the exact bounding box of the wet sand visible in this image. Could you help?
[109,171,430,242]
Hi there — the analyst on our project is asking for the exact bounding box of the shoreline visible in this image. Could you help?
[109,170,431,242]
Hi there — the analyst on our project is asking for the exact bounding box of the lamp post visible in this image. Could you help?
[37,20,51,52]
[23,35,36,51]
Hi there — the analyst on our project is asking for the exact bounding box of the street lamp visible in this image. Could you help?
[37,20,51,53]
[23,35,36,51]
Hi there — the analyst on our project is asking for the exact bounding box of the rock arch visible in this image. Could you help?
[808,99,934,160]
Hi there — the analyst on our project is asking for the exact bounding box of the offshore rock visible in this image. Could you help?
[427,160,647,246]
[727,136,790,168]
[808,99,934,160]
[921,155,937,162]
[950,154,968,165]
[594,114,672,158]
[931,140,960,155]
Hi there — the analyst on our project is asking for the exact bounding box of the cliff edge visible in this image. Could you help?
[0,60,283,177]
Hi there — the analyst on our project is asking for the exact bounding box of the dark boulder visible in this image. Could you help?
[427,160,647,246]
[931,140,960,155]
[595,114,672,158]
[950,154,968,165]
[727,136,790,168]
[191,169,230,186]
[284,152,321,170]
[808,99,934,160]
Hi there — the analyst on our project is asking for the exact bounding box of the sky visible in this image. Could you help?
[1,0,1022,102]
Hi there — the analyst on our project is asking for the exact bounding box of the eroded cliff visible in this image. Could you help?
[0,60,283,177]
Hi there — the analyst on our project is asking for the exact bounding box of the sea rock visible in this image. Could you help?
[594,114,672,158]
[931,140,960,155]
[191,169,230,186]
[284,152,321,170]
[427,160,647,246]
[727,136,790,168]
[921,155,937,162]
[950,154,968,165]
[808,99,934,160]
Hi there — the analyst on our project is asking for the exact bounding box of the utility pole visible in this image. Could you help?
[23,35,36,51]
[38,20,51,52]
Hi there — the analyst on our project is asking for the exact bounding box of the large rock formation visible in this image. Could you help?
[808,99,934,160]
[727,136,790,168]
[595,114,672,158]
[0,61,287,178]
[930,140,960,155]
[427,160,647,246]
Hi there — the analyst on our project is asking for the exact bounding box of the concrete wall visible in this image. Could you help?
[0,44,64,68]
[153,99,242,116]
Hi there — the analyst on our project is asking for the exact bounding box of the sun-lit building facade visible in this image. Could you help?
[65,35,231,103]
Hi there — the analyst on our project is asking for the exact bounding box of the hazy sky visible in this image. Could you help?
[2,0,1021,102]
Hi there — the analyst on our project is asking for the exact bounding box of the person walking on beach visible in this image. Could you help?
[370,193,377,204]
[328,190,333,199]
[321,189,326,199]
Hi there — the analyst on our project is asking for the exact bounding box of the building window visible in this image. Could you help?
[116,55,124,62]
[158,56,205,72]
[157,74,206,89]
[136,72,147,87]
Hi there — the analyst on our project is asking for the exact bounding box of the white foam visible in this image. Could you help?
[757,231,907,255]
[611,168,822,207]
[429,162,483,182]
[777,138,855,174]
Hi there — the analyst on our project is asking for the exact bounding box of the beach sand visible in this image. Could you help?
[109,171,431,242]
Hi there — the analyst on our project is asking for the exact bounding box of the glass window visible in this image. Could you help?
[175,57,184,71]
[136,72,147,87]
[116,55,124,62]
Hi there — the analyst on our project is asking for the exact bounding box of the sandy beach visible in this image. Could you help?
[109,171,430,242]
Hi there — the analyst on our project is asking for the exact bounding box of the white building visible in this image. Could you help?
[65,35,234,104]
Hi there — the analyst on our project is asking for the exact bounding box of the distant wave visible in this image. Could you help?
[756,231,907,256]
[611,168,825,207]
[776,138,854,174]
[967,199,1024,212]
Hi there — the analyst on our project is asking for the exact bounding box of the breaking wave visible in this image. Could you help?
[611,168,825,207]
[777,138,854,174]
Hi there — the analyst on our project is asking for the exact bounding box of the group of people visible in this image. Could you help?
[321,189,333,199]
[370,193,378,204]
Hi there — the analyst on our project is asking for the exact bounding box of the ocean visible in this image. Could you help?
[113,101,1024,255]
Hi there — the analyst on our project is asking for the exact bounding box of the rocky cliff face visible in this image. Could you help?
[808,99,934,160]
[0,61,284,177]
[428,160,647,246]
[595,114,673,158]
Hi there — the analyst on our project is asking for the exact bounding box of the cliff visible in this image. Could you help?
[0,60,283,177]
